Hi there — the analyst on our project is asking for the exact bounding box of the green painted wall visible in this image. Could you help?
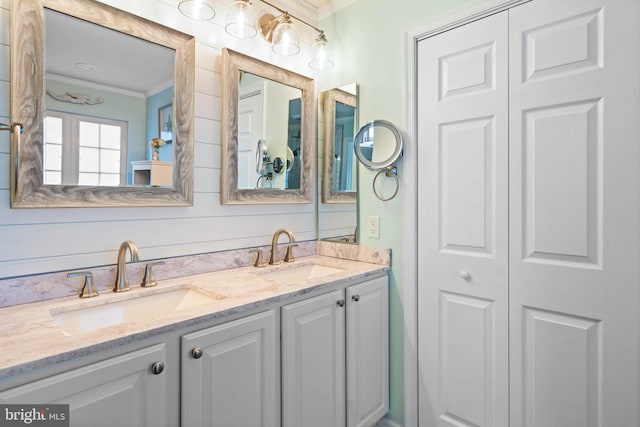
[320,0,489,423]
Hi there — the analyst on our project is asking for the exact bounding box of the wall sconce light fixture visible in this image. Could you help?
[179,0,333,70]
[225,0,258,39]
[259,12,300,56]
[178,0,216,20]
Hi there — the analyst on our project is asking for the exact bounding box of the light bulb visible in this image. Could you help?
[309,32,334,70]
[271,14,300,56]
[178,0,215,21]
[225,0,257,39]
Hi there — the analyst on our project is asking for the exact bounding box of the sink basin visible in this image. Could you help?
[254,262,345,285]
[51,287,223,336]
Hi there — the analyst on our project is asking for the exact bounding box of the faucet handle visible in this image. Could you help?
[284,244,298,263]
[68,271,99,298]
[250,249,267,268]
[142,261,165,287]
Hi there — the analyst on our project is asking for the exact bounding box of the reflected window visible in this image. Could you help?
[44,111,127,186]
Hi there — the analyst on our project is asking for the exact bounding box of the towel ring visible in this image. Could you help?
[373,166,399,201]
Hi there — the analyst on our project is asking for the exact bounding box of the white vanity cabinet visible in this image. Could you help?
[0,344,170,427]
[181,310,279,427]
[0,267,388,427]
[281,276,389,427]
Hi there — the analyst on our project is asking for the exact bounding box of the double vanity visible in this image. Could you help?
[0,242,389,427]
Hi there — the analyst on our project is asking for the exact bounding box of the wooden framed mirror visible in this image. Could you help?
[322,87,357,203]
[221,48,314,204]
[10,0,194,208]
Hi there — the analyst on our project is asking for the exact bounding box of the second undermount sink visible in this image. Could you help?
[254,262,345,285]
[50,286,223,336]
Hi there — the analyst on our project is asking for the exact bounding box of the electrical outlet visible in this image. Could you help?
[367,215,380,239]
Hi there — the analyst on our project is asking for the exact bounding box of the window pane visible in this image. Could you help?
[78,173,99,186]
[100,174,120,187]
[79,147,100,172]
[44,143,62,170]
[101,149,121,173]
[79,121,100,147]
[101,124,121,150]
[44,116,63,144]
[44,171,61,185]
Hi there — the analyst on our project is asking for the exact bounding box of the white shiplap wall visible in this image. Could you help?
[0,0,325,278]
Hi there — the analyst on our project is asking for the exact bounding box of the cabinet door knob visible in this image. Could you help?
[460,270,471,281]
[191,347,204,359]
[151,361,165,375]
[336,299,345,307]
[352,294,360,302]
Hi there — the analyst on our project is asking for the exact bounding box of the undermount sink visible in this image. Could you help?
[254,262,345,285]
[51,286,223,336]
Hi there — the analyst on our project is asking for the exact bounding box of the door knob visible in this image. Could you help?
[191,347,203,359]
[352,294,360,302]
[336,299,345,307]
[460,270,471,281]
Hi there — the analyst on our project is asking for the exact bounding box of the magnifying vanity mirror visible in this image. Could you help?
[221,48,314,204]
[10,0,195,208]
[354,120,403,201]
[321,84,357,203]
[354,120,403,170]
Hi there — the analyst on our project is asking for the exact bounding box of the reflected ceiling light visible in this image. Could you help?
[225,0,257,39]
[75,62,98,71]
[178,0,215,21]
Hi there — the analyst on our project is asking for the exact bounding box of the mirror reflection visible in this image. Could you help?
[221,48,314,205]
[11,0,194,208]
[321,83,357,204]
[354,120,403,170]
[317,82,358,243]
[44,8,175,188]
[237,72,302,190]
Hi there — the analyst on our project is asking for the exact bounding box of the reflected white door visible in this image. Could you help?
[238,86,263,189]
[509,0,640,425]
[417,11,509,427]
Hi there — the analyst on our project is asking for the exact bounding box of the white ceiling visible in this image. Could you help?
[45,8,174,97]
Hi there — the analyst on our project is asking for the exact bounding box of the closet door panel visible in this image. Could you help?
[417,11,509,427]
[509,0,640,425]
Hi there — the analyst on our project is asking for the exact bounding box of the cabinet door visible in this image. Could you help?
[0,344,168,427]
[281,289,346,427]
[346,276,389,427]
[181,310,278,427]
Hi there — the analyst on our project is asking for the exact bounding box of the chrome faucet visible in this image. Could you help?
[269,228,296,265]
[113,240,140,292]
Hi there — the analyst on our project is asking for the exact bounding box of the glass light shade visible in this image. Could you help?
[178,0,215,21]
[309,34,334,70]
[271,16,300,56]
[225,0,257,39]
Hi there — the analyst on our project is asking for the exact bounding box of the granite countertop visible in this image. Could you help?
[0,255,388,379]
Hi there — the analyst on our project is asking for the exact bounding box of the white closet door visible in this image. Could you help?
[238,84,264,189]
[417,11,509,427]
[509,0,640,426]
